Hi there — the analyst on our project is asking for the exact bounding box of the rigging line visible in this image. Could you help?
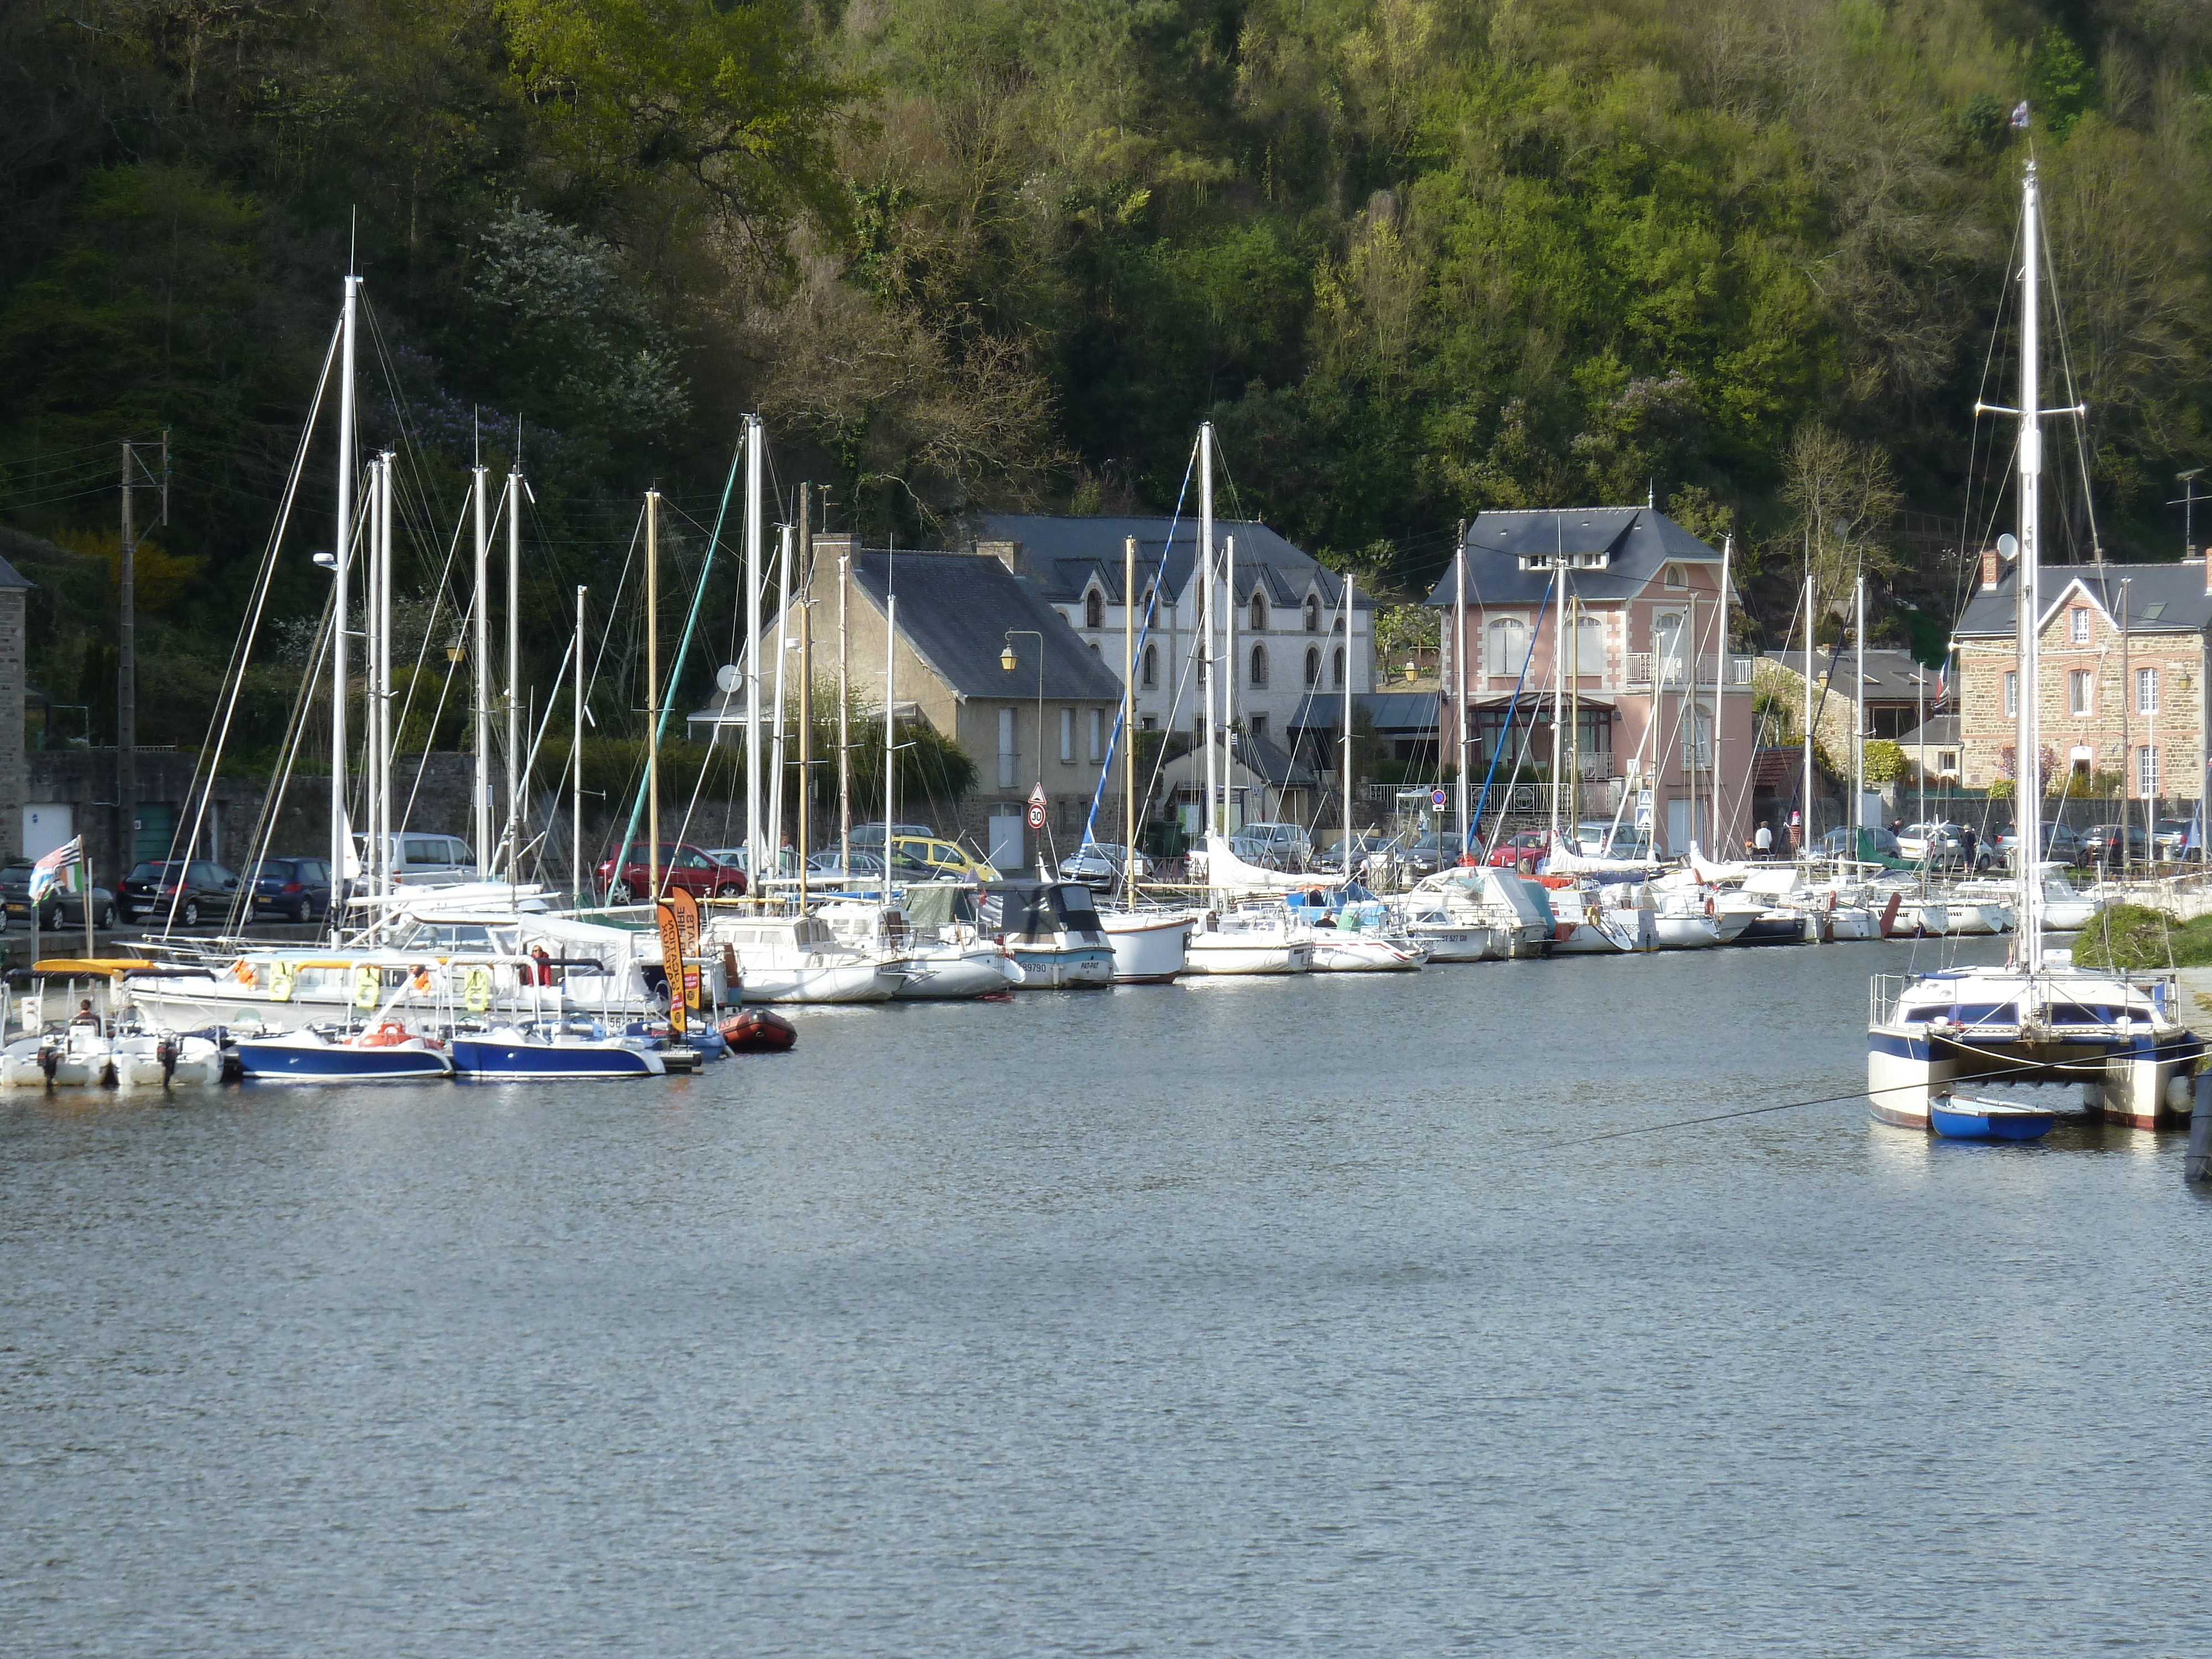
[387,487,474,834]
[1134,439,1206,832]
[223,590,337,933]
[2041,218,2104,561]
[1467,567,1556,857]
[158,312,342,936]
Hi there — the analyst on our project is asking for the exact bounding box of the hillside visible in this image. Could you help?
[4,1,2210,754]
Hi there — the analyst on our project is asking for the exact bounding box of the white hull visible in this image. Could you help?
[1307,937,1426,972]
[1100,911,1194,983]
[1183,938,1312,975]
[740,963,901,1003]
[1652,914,1723,950]
[1402,921,1496,962]
[887,950,1019,999]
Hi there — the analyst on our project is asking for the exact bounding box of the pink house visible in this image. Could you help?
[1430,508,1759,857]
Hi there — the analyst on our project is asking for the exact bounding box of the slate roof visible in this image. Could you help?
[970,513,1374,612]
[1900,715,1961,747]
[1424,507,1730,607]
[1287,691,1440,734]
[1761,648,1941,703]
[0,552,29,591]
[1230,729,1318,789]
[844,549,1123,702]
[1955,559,2212,637]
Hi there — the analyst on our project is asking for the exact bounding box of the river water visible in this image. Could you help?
[6,936,2212,1656]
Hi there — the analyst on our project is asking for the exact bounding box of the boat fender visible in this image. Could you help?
[230,959,259,988]
[462,966,493,1015]
[2187,1072,2212,1182]
[269,962,296,1003]
[353,965,380,1010]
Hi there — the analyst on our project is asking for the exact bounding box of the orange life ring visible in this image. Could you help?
[230,961,258,987]
[358,1020,411,1048]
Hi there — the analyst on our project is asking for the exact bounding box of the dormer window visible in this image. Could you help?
[1249,593,1266,632]
[1663,564,1686,589]
[2069,607,2089,644]
[1303,594,1321,633]
[1084,589,1104,629]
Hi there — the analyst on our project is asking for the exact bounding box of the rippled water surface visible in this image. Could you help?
[7,937,2212,1656]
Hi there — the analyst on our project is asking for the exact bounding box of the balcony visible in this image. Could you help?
[1622,653,1755,690]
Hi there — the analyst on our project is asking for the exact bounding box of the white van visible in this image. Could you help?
[354,833,479,888]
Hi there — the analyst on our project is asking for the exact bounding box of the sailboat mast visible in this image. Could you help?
[645,488,661,902]
[374,451,394,901]
[884,588,897,866]
[744,414,764,893]
[1549,566,1565,847]
[331,275,357,935]
[1454,545,1469,855]
[1854,573,1866,855]
[838,546,851,879]
[472,463,491,877]
[506,462,524,881]
[1200,425,1217,842]
[1717,535,1731,854]
[1343,570,1355,872]
[1802,566,1814,861]
[2015,159,2047,960]
[574,585,586,902]
[769,524,791,883]
[1124,534,1137,906]
[1225,531,1238,786]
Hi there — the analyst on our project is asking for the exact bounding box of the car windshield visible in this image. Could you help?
[129,862,182,881]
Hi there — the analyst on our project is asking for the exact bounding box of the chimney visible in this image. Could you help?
[2201,548,2210,596]
[814,533,856,562]
[975,539,1024,576]
[1980,546,2002,591]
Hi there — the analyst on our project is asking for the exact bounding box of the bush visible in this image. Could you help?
[2069,904,2212,970]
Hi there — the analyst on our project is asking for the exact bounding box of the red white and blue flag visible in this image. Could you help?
[27,837,83,905]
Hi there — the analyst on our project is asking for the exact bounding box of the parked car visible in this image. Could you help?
[1812,826,1906,862]
[0,862,117,931]
[355,832,479,888]
[1319,832,1396,874]
[1238,822,1314,869]
[1895,821,1963,864]
[882,834,998,881]
[1059,842,1152,887]
[244,855,336,922]
[1394,830,1452,875]
[2079,823,2151,865]
[1486,830,1553,869]
[1994,822,2084,866]
[118,859,239,926]
[849,822,938,847]
[594,843,749,903]
[703,846,802,881]
[1572,820,1653,860]
[806,848,888,879]
[2152,817,2200,862]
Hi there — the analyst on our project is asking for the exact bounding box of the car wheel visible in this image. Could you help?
[715,883,742,899]
[182,899,201,927]
[39,906,60,931]
[290,898,310,923]
[97,904,114,930]
[609,879,637,904]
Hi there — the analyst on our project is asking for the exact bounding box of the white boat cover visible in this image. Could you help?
[1199,833,1316,895]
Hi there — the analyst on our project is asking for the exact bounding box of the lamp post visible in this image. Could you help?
[1003,630,1045,863]
[2174,469,2205,557]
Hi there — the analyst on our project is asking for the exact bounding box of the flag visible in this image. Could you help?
[2010,100,2031,129]
[28,837,82,905]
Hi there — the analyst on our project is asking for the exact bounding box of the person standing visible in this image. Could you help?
[1754,821,1773,859]
[1959,823,1979,872]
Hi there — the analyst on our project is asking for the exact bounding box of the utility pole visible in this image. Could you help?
[118,441,137,879]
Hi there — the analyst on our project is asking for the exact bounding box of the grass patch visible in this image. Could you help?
[2068,904,2212,970]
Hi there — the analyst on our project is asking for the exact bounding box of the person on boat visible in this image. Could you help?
[529,945,554,987]
[1754,821,1773,859]
[409,964,432,993]
[70,998,100,1027]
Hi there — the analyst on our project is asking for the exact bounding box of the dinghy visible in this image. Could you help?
[1929,1095,2056,1142]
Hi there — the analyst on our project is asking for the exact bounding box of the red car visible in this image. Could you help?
[1486,831,1551,869]
[595,843,747,904]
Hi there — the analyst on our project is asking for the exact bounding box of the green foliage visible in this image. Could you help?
[2070,904,2212,970]
[2031,30,2098,138]
[1863,739,1905,783]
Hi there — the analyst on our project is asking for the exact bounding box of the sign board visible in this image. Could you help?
[1431,789,1448,809]
[669,888,702,1011]
[654,899,688,1035]
[1026,802,1046,831]
[1029,782,1048,807]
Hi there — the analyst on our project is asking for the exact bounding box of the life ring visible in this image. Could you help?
[462,966,492,1015]
[269,962,296,1003]
[353,964,380,1009]
[229,959,259,988]
[358,1020,411,1047]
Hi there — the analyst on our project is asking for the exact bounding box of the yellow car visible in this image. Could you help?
[887,835,999,882]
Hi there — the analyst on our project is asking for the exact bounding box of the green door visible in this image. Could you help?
[133,802,176,863]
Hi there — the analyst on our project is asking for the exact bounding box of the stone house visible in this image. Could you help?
[1431,507,1756,857]
[696,540,1126,875]
[966,513,1377,751]
[1952,548,2210,803]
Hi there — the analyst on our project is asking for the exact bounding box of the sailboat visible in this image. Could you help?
[1867,157,2201,1135]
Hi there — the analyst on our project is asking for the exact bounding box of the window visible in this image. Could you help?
[1085,589,1104,629]
[2070,608,2090,643]
[2138,666,2159,714]
[1249,714,1268,743]
[1682,700,1713,770]
[1488,616,1528,676]
[1305,646,1321,686]
[1655,612,1687,684]
[2068,669,2092,716]
[2004,671,2018,716]
[1089,641,1100,658]
[1060,707,1075,763]
[1574,615,1605,675]
[1332,646,1345,688]
[1937,750,1959,775]
[998,708,1018,789]
[1141,644,1156,687]
[1087,708,1103,762]
[1139,714,1156,731]
[1250,644,1269,686]
[1303,595,1321,633]
[1663,564,1686,588]
[1249,594,1266,632]
[2140,744,2159,796]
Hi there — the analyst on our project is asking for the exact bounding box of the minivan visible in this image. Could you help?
[1238,822,1313,868]
[356,833,479,888]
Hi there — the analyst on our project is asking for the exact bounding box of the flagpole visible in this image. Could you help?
[82,853,95,962]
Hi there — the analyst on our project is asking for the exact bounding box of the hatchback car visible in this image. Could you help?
[1993,822,2084,865]
[1238,822,1314,869]
[2079,823,2151,865]
[2152,817,2200,862]
[119,859,239,926]
[883,833,998,882]
[0,862,117,931]
[1486,830,1553,869]
[596,843,748,904]
[246,855,335,922]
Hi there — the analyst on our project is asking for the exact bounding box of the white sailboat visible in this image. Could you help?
[1867,156,2200,1134]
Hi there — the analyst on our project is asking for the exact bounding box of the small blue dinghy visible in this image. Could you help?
[1929,1095,2056,1141]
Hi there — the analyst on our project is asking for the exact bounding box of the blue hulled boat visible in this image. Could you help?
[234,1024,453,1082]
[1929,1096,2057,1142]
[450,1024,666,1081]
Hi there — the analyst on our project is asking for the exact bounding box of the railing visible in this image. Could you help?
[1870,973,1909,1028]
[1620,654,1756,689]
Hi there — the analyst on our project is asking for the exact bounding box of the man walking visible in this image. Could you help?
[1754,821,1773,859]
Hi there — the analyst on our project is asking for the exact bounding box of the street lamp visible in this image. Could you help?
[2174,469,2205,557]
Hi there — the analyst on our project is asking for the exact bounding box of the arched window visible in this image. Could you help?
[1488,617,1527,675]
[1332,646,1346,688]
[1141,643,1157,687]
[1250,644,1269,686]
[1303,646,1321,687]
[1303,595,1321,633]
[1249,593,1266,632]
[1574,615,1606,675]
[1084,589,1104,629]
[1332,614,1344,635]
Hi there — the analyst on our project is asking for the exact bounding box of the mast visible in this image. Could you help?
[2013,158,2047,961]
[1681,592,1694,852]
[1568,593,1580,842]
[1802,566,1814,861]
[472,462,491,876]
[505,460,524,882]
[1225,531,1238,811]
[645,488,661,902]
[1343,569,1355,875]
[331,273,358,937]
[884,586,897,869]
[1549,569,1564,847]
[1854,572,1866,858]
[1454,543,1468,856]
[1717,534,1731,855]
[744,414,764,891]
[573,585,586,902]
[1124,534,1137,905]
[837,544,851,880]
[797,485,813,904]
[1199,425,1217,842]
[374,451,394,902]
[769,524,791,885]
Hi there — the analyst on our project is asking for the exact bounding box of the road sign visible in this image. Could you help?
[1431,789,1448,808]
[1634,787,1653,832]
[1026,802,1046,831]
[1029,782,1047,807]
